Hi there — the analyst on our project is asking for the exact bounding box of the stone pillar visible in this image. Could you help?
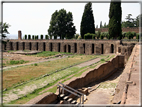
[85,43,91,55]
[71,43,74,53]
[25,42,31,50]
[32,42,38,51]
[45,42,50,51]
[13,42,18,50]
[38,42,45,51]
[19,42,24,50]
[95,44,101,54]
[60,43,64,52]
[18,30,22,40]
[6,42,12,50]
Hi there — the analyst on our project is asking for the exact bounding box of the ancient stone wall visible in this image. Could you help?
[4,40,120,55]
[3,39,135,63]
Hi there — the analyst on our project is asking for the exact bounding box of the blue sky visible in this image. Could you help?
[2,1,141,39]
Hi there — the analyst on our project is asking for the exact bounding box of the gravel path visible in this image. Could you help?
[77,58,101,68]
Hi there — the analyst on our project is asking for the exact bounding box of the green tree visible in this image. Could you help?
[108,0,122,39]
[48,9,76,39]
[45,35,49,39]
[100,21,102,28]
[124,14,135,27]
[40,34,43,39]
[121,14,141,28]
[74,34,79,39]
[80,2,95,39]
[135,14,142,27]
[103,22,107,28]
[0,22,10,44]
[28,34,31,39]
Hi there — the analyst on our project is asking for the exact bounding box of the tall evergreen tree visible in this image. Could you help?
[108,0,122,39]
[48,9,76,39]
[80,2,95,39]
[104,22,107,28]
[100,21,102,28]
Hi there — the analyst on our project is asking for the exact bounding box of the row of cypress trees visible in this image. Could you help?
[80,0,122,39]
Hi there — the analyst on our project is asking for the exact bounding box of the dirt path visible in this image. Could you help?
[77,58,101,68]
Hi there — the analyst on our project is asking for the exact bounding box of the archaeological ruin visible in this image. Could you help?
[2,31,136,63]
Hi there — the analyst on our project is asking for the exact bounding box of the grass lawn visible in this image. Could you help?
[3,60,29,67]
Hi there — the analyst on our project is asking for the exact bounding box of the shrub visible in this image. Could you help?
[126,32,132,39]
[101,59,105,61]
[24,35,27,39]
[77,35,82,39]
[96,30,101,39]
[131,32,136,39]
[28,35,31,39]
[122,32,126,39]
[45,35,49,39]
[106,33,110,39]
[40,35,43,39]
[74,34,79,39]
[92,34,96,39]
[32,35,34,40]
[100,33,104,39]
[136,33,139,40]
[9,60,28,65]
[84,33,95,39]
[34,63,38,66]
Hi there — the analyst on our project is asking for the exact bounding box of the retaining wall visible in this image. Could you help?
[62,55,124,91]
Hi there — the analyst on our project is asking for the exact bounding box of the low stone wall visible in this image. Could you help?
[25,55,124,105]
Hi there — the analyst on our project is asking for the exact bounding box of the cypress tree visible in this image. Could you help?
[108,0,122,39]
[100,21,102,28]
[80,2,95,39]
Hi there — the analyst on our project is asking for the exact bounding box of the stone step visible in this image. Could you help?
[71,100,77,104]
[59,94,65,100]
